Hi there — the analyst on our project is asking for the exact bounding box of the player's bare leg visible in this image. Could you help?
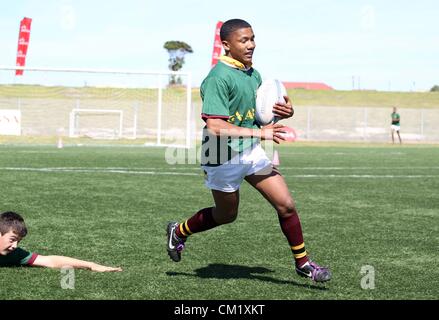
[245,168,331,282]
[211,189,240,224]
[397,131,402,144]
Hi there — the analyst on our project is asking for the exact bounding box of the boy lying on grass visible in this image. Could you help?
[0,211,122,272]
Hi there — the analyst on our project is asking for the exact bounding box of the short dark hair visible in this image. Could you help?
[220,19,252,41]
[0,211,27,238]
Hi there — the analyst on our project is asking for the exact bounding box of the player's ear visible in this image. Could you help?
[222,40,230,52]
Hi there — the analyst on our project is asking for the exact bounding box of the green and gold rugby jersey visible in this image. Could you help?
[0,247,38,267]
[200,56,262,166]
[391,112,400,125]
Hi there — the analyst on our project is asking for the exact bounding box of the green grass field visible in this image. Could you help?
[0,143,438,300]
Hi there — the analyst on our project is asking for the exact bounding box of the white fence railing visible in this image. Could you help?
[190,104,439,143]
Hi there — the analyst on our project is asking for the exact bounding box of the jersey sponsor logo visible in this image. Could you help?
[228,108,255,123]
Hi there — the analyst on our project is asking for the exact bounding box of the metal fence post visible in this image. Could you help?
[307,107,311,140]
[363,107,368,141]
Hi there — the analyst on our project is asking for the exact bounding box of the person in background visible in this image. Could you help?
[391,107,402,144]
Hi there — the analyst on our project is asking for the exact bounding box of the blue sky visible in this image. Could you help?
[1,0,438,91]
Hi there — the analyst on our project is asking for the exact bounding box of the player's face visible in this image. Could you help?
[223,27,256,67]
[0,230,20,255]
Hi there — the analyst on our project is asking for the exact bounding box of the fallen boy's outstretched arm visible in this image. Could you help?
[32,255,122,272]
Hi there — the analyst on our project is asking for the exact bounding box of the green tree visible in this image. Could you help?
[163,41,193,85]
[430,85,439,92]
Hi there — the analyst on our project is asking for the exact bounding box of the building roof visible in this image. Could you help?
[282,82,333,90]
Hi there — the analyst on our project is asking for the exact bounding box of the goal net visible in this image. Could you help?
[69,109,123,139]
[0,66,193,147]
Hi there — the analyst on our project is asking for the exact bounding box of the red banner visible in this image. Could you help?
[210,21,223,68]
[16,17,32,76]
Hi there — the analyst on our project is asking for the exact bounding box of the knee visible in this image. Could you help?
[214,208,238,224]
[277,199,297,218]
[221,212,238,224]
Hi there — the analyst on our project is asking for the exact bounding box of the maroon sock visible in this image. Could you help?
[278,213,309,267]
[175,207,218,238]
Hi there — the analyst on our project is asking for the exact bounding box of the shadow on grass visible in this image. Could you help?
[166,263,327,291]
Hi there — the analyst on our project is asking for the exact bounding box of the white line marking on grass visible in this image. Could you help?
[14,151,61,154]
[278,151,408,156]
[4,166,438,171]
[17,166,202,171]
[279,166,439,170]
[284,174,439,178]
[0,167,200,176]
[1,167,438,178]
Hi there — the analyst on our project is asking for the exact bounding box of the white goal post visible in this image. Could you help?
[0,65,193,148]
[69,108,123,139]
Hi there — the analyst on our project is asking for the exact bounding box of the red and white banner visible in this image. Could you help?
[210,21,223,68]
[16,17,32,76]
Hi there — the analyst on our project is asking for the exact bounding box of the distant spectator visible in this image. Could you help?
[391,107,402,144]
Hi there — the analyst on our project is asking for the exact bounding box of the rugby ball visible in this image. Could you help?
[255,79,287,125]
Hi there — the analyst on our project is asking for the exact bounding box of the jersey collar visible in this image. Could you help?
[219,56,252,71]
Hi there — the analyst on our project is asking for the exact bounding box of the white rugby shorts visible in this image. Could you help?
[201,143,272,192]
[391,124,400,132]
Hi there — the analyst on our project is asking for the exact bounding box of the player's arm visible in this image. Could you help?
[206,118,286,144]
[273,95,294,119]
[31,255,122,272]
